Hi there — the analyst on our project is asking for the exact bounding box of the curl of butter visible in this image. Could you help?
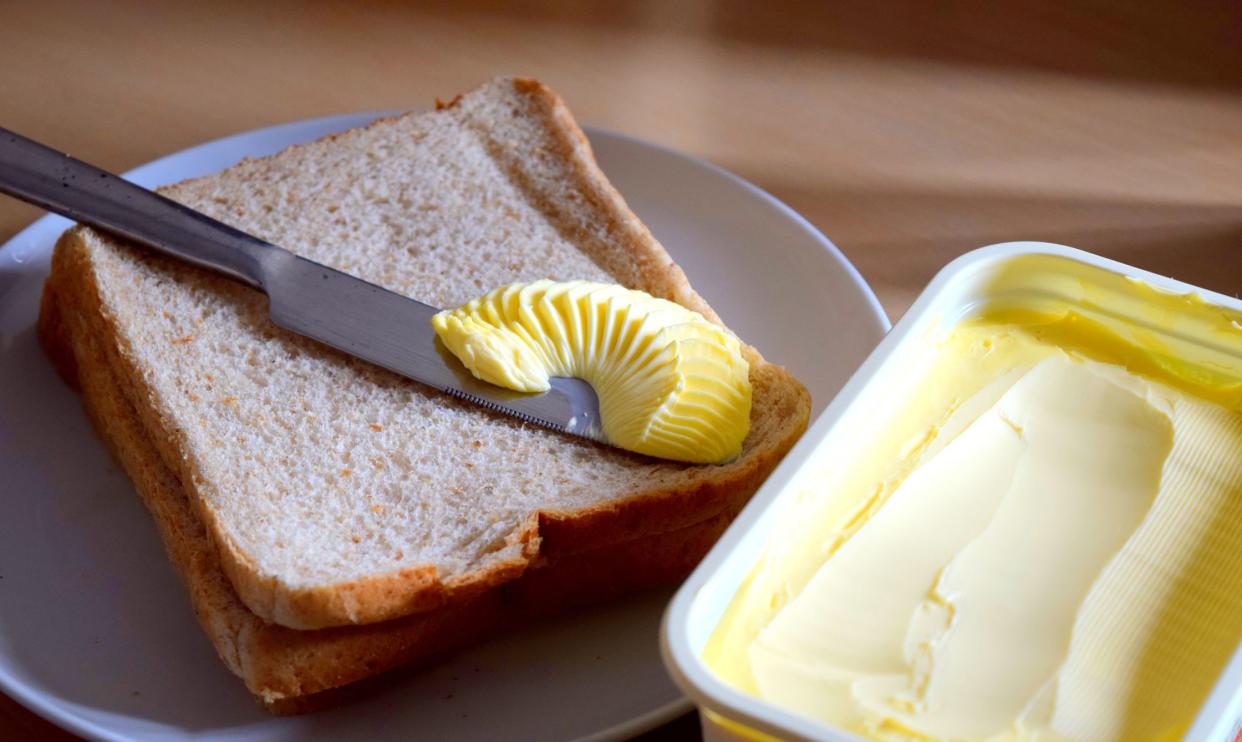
[431,280,752,464]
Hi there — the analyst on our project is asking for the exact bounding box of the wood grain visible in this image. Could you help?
[3,1,1241,739]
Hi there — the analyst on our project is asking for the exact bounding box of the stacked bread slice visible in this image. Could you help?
[38,77,810,711]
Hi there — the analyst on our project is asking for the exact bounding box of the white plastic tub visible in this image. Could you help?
[662,242,1242,742]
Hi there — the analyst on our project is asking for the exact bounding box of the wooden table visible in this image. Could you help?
[3,2,1241,739]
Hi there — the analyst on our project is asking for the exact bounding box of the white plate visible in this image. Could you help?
[0,114,889,741]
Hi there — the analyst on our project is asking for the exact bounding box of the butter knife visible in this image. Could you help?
[0,127,604,443]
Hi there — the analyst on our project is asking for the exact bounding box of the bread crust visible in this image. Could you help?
[40,76,812,630]
[40,274,739,710]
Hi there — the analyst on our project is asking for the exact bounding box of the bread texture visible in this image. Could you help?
[40,76,810,635]
[41,272,737,709]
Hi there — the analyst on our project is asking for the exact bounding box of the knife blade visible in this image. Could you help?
[0,126,605,443]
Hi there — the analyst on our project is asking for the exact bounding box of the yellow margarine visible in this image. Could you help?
[432,280,752,464]
[704,259,1242,741]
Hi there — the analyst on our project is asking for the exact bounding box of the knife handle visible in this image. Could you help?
[0,127,275,289]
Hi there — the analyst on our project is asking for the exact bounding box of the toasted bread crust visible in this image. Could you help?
[41,273,739,709]
[41,76,812,630]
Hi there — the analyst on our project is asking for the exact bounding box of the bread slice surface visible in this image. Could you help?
[40,274,736,709]
[50,76,810,629]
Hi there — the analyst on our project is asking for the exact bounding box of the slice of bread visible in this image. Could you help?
[41,76,810,632]
[40,273,738,710]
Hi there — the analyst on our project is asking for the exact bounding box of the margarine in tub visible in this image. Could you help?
[666,246,1242,742]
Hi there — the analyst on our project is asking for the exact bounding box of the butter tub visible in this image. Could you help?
[661,242,1242,742]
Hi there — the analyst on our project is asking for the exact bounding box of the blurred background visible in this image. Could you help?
[2,1,1241,738]
[3,0,1241,321]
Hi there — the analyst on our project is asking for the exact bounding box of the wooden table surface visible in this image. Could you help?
[3,1,1241,739]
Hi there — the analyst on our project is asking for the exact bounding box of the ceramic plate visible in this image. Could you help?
[0,114,889,741]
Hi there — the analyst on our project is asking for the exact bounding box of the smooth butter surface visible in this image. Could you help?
[704,283,1242,741]
[432,280,751,464]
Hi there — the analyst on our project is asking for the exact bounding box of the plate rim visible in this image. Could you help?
[0,112,888,741]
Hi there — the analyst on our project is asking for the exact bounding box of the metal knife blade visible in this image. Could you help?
[0,126,605,444]
[264,251,604,440]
